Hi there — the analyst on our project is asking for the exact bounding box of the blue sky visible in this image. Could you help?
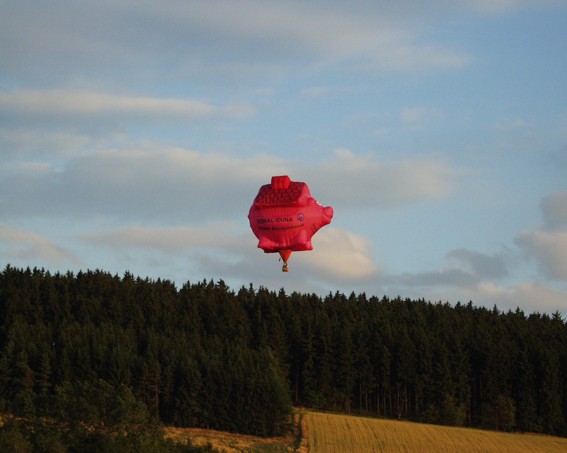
[1,0,566,314]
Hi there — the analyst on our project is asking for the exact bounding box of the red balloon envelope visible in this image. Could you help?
[248,175,333,271]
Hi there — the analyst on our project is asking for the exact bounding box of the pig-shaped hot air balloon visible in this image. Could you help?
[248,175,333,271]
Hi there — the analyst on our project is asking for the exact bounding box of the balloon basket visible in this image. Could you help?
[282,264,289,272]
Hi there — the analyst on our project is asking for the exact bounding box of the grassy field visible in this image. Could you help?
[164,410,567,452]
[304,411,567,453]
[164,413,303,452]
[5,411,567,452]
[164,425,300,452]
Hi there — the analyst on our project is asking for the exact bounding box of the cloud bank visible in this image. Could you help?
[515,192,567,282]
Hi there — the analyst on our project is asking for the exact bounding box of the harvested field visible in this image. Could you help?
[164,410,567,452]
[304,411,567,453]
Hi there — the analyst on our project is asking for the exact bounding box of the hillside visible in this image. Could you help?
[1,266,566,439]
[303,411,567,453]
[165,411,567,453]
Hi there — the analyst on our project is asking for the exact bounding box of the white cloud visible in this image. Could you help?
[514,191,567,282]
[0,146,286,222]
[400,106,442,125]
[83,223,241,252]
[1,146,458,223]
[79,223,380,290]
[140,1,469,71]
[401,107,428,124]
[0,90,256,120]
[312,149,455,210]
[494,118,527,131]
[0,225,80,266]
[396,267,478,288]
[447,248,509,279]
[473,282,567,314]
[382,279,567,315]
[0,128,97,160]
[465,0,560,14]
[467,0,525,13]
[1,0,470,89]
[541,191,567,230]
[301,228,380,281]
[516,230,567,282]
[375,192,567,313]
[300,87,334,98]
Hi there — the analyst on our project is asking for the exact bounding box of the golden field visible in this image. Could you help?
[304,411,567,453]
[164,410,567,452]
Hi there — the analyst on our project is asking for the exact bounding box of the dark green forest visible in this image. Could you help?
[1,265,566,444]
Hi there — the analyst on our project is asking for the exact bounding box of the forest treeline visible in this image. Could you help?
[1,265,566,440]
